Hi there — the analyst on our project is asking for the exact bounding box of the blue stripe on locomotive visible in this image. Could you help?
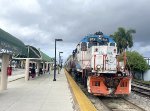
[80,34,115,43]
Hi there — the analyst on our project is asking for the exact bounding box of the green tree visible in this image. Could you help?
[112,27,136,53]
[120,51,149,80]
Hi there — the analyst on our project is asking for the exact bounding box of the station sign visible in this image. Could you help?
[0,41,20,54]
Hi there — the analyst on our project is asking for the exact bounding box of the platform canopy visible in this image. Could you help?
[0,28,26,56]
[40,51,52,62]
[15,45,52,62]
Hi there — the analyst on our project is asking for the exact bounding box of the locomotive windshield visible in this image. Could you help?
[88,41,97,48]
[98,36,109,45]
[88,36,109,48]
[110,43,116,46]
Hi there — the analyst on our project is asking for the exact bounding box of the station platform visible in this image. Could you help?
[0,69,74,111]
[0,69,97,111]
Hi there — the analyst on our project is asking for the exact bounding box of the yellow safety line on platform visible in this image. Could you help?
[64,70,97,111]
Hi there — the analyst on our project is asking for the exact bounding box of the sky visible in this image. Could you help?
[0,0,150,62]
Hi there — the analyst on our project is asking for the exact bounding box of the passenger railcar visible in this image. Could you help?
[65,32,132,96]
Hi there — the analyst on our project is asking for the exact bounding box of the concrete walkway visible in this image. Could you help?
[0,69,74,111]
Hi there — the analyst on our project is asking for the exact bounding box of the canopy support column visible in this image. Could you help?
[46,62,49,72]
[49,63,52,74]
[37,61,40,76]
[43,62,45,74]
[25,58,30,81]
[0,54,9,90]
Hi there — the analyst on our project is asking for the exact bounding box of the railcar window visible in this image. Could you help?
[81,42,87,51]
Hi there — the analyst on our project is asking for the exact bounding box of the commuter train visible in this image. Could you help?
[65,32,132,96]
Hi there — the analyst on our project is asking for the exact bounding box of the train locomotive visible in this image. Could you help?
[65,32,132,96]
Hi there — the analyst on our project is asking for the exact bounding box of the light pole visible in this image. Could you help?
[53,39,63,81]
[58,52,63,74]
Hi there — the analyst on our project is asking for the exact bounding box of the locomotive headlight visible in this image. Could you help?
[97,65,101,68]
[96,65,101,70]
[121,66,124,70]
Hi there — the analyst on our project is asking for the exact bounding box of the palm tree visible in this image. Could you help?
[112,27,136,54]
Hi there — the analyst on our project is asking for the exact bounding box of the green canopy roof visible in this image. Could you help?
[40,51,52,62]
[26,45,41,58]
[0,28,26,55]
[15,45,52,62]
[0,28,52,62]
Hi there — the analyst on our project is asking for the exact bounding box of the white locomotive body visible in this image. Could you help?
[66,32,132,96]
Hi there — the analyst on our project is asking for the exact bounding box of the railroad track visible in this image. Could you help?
[66,71,148,111]
[78,82,147,111]
[100,97,145,111]
[132,81,150,88]
[131,83,150,97]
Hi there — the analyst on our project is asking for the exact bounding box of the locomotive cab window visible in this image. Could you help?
[102,38,109,45]
[109,43,116,46]
[88,37,97,48]
[81,42,87,51]
[97,37,109,46]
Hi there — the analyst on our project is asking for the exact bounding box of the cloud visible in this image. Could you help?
[0,0,150,60]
